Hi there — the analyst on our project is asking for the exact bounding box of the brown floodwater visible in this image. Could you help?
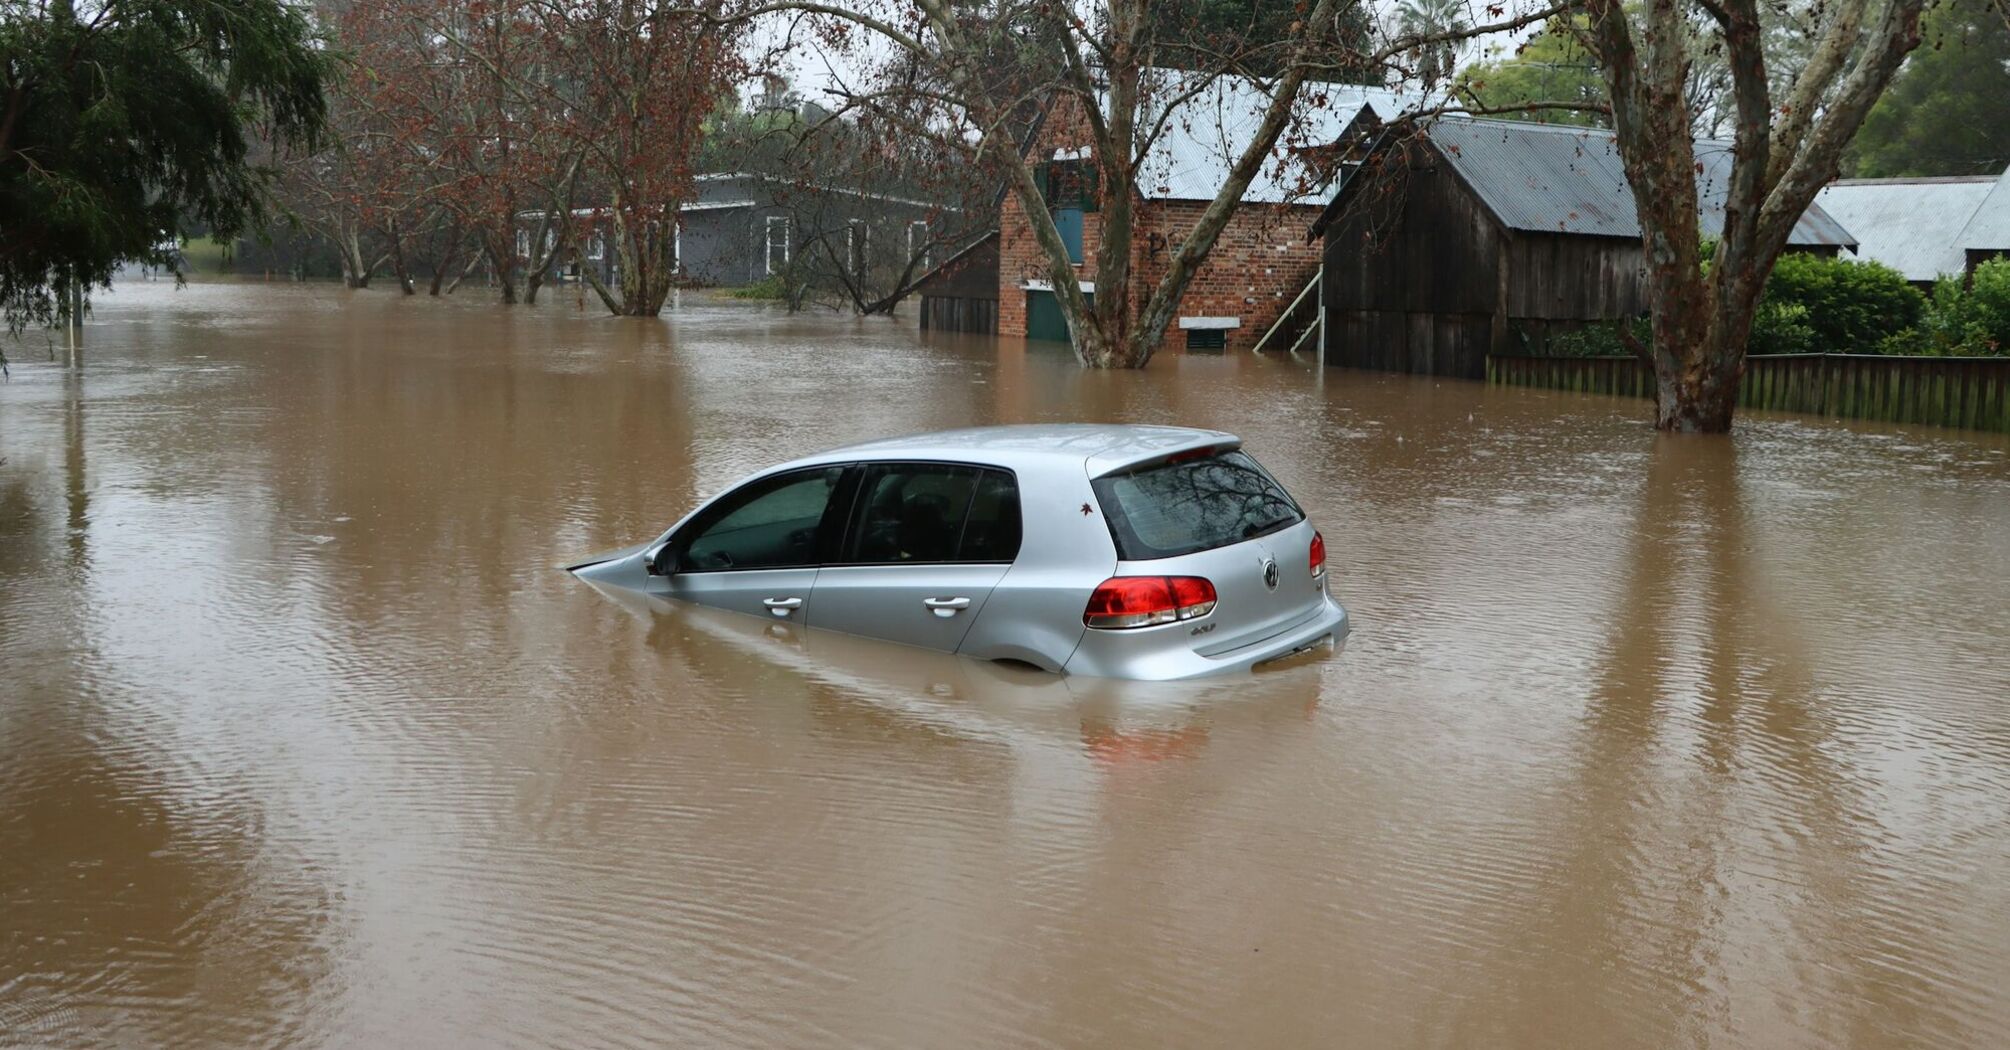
[3,281,2009,1049]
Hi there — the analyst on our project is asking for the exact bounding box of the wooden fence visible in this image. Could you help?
[1487,354,2010,433]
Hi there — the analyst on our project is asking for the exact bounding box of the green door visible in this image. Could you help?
[1026,289,1091,345]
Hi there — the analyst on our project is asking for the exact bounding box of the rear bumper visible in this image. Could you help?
[1062,597,1350,681]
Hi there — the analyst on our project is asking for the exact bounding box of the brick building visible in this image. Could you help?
[933,74,1409,354]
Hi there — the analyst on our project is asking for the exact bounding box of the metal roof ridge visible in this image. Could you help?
[1828,175,2001,186]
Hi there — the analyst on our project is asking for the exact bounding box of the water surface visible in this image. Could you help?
[3,282,2008,1048]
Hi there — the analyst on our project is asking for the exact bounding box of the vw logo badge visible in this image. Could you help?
[1262,559,1280,591]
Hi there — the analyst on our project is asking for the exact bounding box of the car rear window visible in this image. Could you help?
[1092,449,1303,560]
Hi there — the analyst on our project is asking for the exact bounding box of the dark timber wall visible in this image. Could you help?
[1321,142,1506,379]
[1319,138,1677,379]
[916,232,999,334]
[1502,235,1649,320]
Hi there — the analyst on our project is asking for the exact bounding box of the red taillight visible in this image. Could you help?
[1083,576,1218,629]
[1310,531,1327,576]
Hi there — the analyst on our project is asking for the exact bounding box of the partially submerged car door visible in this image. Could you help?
[658,465,851,622]
[808,463,1019,652]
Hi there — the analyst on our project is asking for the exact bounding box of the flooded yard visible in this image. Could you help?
[3,281,2009,1048]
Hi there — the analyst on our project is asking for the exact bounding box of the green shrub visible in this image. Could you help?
[1972,260,2010,353]
[1756,252,1924,353]
[1748,299,1818,356]
[1872,327,1935,356]
[1516,317,1650,358]
[1908,262,2010,356]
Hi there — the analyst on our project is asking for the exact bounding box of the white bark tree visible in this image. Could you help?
[709,0,1567,367]
[1578,0,1930,429]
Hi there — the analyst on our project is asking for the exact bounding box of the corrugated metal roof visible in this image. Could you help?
[1956,166,2010,250]
[1814,177,1997,280]
[1422,119,1856,247]
[1123,73,1423,205]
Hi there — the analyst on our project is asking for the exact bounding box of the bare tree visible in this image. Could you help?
[726,88,999,314]
[1578,0,1929,429]
[712,0,1565,367]
[385,0,585,305]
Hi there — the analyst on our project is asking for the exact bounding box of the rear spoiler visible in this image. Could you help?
[1088,439,1240,479]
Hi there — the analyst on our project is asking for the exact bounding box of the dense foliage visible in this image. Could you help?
[1454,18,1610,127]
[1533,256,2010,358]
[0,0,330,329]
[1746,253,1923,355]
[1882,261,2010,355]
[1849,0,2010,177]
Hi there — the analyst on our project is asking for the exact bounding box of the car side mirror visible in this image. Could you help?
[645,542,678,577]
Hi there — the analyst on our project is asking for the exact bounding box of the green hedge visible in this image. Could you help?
[1878,260,2010,356]
[1516,256,2008,359]
[1751,253,1923,355]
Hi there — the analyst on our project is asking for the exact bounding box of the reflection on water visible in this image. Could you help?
[2,282,2009,1048]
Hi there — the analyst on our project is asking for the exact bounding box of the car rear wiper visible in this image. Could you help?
[1242,516,1293,538]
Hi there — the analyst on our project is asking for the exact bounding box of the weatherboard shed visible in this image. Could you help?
[1310,118,1859,378]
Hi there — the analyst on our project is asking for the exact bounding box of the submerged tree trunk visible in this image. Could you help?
[1650,320,1745,431]
[581,204,677,317]
[388,219,416,296]
[1581,0,1926,431]
[482,228,518,305]
[427,229,468,296]
[336,224,370,289]
[428,244,451,296]
[444,251,482,295]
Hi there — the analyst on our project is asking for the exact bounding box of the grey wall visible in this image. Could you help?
[677,175,949,288]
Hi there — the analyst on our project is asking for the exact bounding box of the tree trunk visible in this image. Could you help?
[337,225,370,289]
[389,220,416,296]
[1580,0,1926,431]
[445,251,482,295]
[1650,316,1744,432]
[485,232,518,305]
[578,248,623,314]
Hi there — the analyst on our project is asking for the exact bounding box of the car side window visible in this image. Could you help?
[960,469,1021,562]
[843,464,1020,565]
[679,466,844,572]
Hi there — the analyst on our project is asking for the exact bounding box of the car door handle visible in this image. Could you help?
[923,596,971,618]
[762,597,803,617]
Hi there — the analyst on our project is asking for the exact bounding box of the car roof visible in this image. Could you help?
[787,424,1241,476]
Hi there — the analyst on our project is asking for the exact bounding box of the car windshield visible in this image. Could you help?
[1092,449,1303,560]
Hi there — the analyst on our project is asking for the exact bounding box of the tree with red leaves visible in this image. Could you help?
[296,0,744,313]
[526,0,748,315]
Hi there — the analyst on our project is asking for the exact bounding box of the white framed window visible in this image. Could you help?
[586,231,605,261]
[847,219,868,275]
[907,220,929,268]
[765,215,791,275]
[514,228,530,259]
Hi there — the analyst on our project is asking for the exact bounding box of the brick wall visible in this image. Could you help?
[998,94,1325,353]
[1134,200,1324,354]
[997,95,1096,339]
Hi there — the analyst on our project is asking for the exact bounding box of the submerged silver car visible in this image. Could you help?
[567,424,1349,680]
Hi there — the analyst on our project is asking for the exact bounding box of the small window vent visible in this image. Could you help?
[1185,328,1226,351]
